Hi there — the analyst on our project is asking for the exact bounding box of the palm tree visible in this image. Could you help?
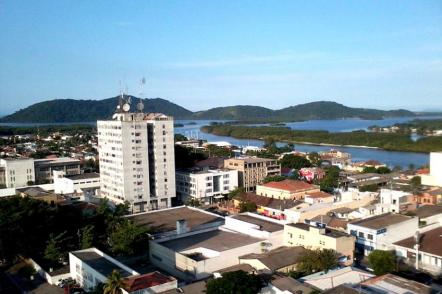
[103,269,126,294]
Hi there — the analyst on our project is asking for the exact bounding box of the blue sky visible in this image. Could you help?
[0,0,441,114]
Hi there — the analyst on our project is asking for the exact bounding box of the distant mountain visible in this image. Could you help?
[0,96,193,123]
[0,98,416,123]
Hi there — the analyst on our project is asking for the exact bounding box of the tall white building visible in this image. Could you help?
[97,98,175,212]
[0,158,35,188]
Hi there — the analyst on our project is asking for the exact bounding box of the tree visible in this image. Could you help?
[80,225,94,249]
[376,166,391,174]
[410,176,422,194]
[44,232,67,264]
[227,187,246,200]
[367,250,396,276]
[239,201,257,213]
[103,270,126,294]
[206,270,262,294]
[297,249,339,275]
[263,175,287,183]
[362,166,378,174]
[185,198,201,207]
[308,152,322,166]
[320,166,340,193]
[174,134,187,142]
[108,219,150,256]
[280,154,311,169]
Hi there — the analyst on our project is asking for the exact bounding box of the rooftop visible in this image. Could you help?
[349,213,413,230]
[226,157,276,164]
[300,267,374,291]
[271,276,314,293]
[394,226,442,257]
[160,229,262,252]
[16,186,53,197]
[71,250,133,278]
[287,223,350,238]
[123,272,175,292]
[261,179,316,192]
[34,157,80,164]
[306,191,333,199]
[66,172,100,180]
[361,273,431,294]
[231,214,284,232]
[413,205,442,219]
[128,206,224,234]
[239,246,306,271]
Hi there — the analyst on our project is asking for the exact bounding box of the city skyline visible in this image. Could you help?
[1,0,441,114]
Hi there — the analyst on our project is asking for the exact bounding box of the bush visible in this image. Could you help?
[368,250,396,276]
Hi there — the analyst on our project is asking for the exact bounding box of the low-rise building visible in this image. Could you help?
[377,188,415,214]
[347,213,418,256]
[256,179,320,201]
[53,171,100,197]
[413,205,442,225]
[16,186,66,204]
[34,157,81,183]
[394,226,442,275]
[359,273,432,294]
[224,157,280,192]
[0,158,35,188]
[421,152,442,187]
[300,267,374,291]
[283,223,355,265]
[176,168,238,204]
[304,191,334,204]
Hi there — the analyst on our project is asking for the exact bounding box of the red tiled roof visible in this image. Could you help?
[306,191,333,199]
[124,272,175,292]
[416,168,430,175]
[394,227,442,257]
[262,179,316,192]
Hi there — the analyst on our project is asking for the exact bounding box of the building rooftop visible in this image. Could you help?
[71,250,133,278]
[216,263,255,274]
[161,281,206,294]
[287,223,350,238]
[322,285,360,294]
[271,276,314,293]
[361,273,431,294]
[34,157,80,164]
[66,172,100,180]
[128,206,224,234]
[226,157,276,164]
[306,191,333,199]
[16,186,53,197]
[394,226,442,257]
[261,179,316,192]
[239,246,306,271]
[123,272,175,292]
[300,267,374,291]
[160,229,263,252]
[349,213,413,230]
[231,214,284,232]
[413,205,442,219]
[236,192,302,210]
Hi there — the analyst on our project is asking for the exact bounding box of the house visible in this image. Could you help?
[347,213,418,256]
[239,246,306,274]
[298,167,325,182]
[256,179,320,201]
[359,273,432,294]
[69,248,177,293]
[283,223,355,265]
[394,226,442,275]
[415,187,442,205]
[304,191,334,204]
[377,188,415,214]
[299,267,374,291]
[16,186,66,205]
[53,171,100,198]
[413,205,442,225]
[261,276,314,294]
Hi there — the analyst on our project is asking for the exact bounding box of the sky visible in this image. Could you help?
[0,1,441,115]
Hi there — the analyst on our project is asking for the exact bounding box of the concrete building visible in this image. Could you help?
[347,213,418,256]
[359,274,432,294]
[69,247,177,293]
[53,171,100,197]
[224,157,280,192]
[283,223,355,264]
[34,157,80,183]
[256,179,320,201]
[97,100,175,213]
[421,152,442,187]
[176,168,238,204]
[0,158,35,188]
[300,267,374,291]
[377,188,415,214]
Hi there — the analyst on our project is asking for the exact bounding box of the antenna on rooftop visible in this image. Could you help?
[137,77,146,112]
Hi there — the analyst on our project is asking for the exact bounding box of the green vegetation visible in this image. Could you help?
[263,175,287,183]
[280,154,312,169]
[174,145,207,169]
[239,201,258,213]
[368,250,396,276]
[228,187,246,200]
[295,249,339,276]
[0,124,95,136]
[362,166,391,174]
[319,166,340,193]
[205,270,262,294]
[201,125,442,153]
[396,119,442,135]
[103,269,125,294]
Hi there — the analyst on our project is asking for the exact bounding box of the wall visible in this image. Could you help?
[28,258,71,285]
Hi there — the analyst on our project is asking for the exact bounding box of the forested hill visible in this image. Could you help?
[0,96,194,123]
[1,99,416,123]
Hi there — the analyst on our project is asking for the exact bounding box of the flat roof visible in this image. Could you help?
[226,157,276,163]
[160,229,262,252]
[66,172,100,180]
[123,272,175,292]
[239,246,306,271]
[361,273,431,294]
[261,179,317,192]
[287,223,350,238]
[231,214,283,232]
[394,226,442,257]
[72,251,132,278]
[349,213,413,230]
[128,207,224,234]
[271,276,314,293]
[413,205,442,219]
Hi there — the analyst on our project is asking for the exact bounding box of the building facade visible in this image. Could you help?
[97,102,175,213]
[176,168,238,204]
[256,179,320,200]
[224,157,280,192]
[0,158,35,188]
[34,157,80,183]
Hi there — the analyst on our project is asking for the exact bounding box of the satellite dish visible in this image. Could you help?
[137,102,144,111]
[122,103,130,112]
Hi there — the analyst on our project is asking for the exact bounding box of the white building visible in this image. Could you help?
[0,158,35,188]
[347,213,418,256]
[421,152,442,187]
[97,98,176,213]
[176,168,238,204]
[377,188,414,214]
[53,171,100,197]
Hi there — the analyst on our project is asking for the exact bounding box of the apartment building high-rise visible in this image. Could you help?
[97,97,175,213]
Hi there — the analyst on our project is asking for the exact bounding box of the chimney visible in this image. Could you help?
[176,219,189,235]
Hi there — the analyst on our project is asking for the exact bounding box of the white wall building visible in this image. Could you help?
[421,152,442,187]
[97,99,175,213]
[377,188,413,214]
[347,213,418,256]
[0,158,35,188]
[53,171,100,197]
[176,168,238,204]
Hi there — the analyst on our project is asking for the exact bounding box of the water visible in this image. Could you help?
[173,118,433,169]
[1,117,436,169]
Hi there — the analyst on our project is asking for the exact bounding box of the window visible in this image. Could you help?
[367,234,373,240]
[358,232,365,238]
[319,240,325,245]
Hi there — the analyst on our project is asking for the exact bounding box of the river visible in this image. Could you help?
[1,117,438,169]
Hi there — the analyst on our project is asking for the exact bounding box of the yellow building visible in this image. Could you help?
[256,179,320,200]
[283,223,355,265]
[224,157,280,192]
